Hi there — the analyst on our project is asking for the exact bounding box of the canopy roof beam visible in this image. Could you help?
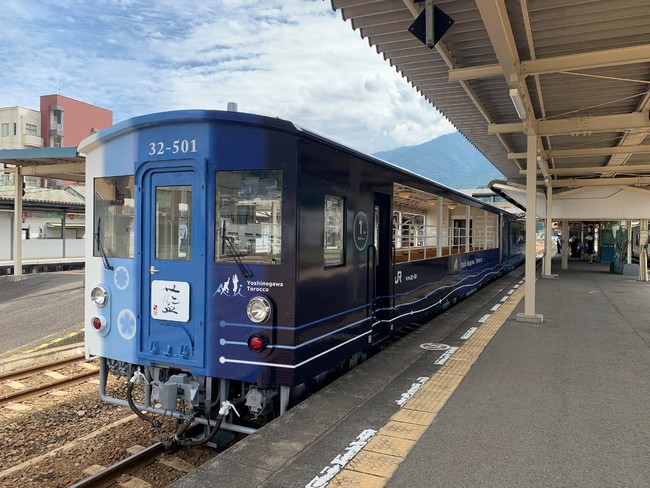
[489,112,650,136]
[449,44,650,82]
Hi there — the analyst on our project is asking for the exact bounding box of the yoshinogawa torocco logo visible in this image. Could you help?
[214,274,244,297]
[213,274,285,298]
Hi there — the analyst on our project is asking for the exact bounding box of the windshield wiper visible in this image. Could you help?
[94,217,114,271]
[221,221,253,278]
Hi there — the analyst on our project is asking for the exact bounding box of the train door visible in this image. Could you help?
[137,162,206,367]
[371,192,392,345]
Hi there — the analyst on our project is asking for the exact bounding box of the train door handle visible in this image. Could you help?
[150,265,160,275]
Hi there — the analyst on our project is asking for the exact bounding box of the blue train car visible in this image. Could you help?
[80,110,524,444]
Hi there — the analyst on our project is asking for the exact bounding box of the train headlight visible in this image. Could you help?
[247,296,271,324]
[91,286,108,308]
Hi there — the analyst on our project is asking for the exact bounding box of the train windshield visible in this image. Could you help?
[215,170,282,264]
[93,176,135,258]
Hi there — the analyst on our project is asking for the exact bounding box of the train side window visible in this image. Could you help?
[216,170,282,264]
[93,176,135,258]
[324,195,345,267]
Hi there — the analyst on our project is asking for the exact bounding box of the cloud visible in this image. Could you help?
[0,0,454,153]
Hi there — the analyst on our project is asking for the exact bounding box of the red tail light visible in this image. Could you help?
[248,335,266,352]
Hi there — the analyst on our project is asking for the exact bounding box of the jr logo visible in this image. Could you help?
[395,270,402,284]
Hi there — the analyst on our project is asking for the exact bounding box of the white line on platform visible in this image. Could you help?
[491,304,501,312]
[396,377,429,407]
[478,314,491,323]
[305,429,377,488]
[434,346,459,365]
[461,327,478,340]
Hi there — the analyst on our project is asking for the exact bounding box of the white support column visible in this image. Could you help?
[543,186,555,277]
[465,205,471,253]
[437,198,443,257]
[517,133,543,323]
[562,220,569,270]
[639,219,648,282]
[626,220,632,265]
[12,168,23,278]
[484,209,488,250]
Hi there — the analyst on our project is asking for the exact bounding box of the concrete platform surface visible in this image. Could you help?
[171,259,649,488]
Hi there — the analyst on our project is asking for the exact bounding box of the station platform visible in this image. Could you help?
[0,257,84,275]
[171,258,650,488]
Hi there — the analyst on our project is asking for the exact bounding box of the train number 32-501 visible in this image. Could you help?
[148,139,198,155]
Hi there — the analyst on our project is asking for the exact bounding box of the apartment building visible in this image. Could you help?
[1,94,112,187]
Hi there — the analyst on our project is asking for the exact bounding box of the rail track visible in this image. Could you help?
[69,441,167,488]
[0,354,98,407]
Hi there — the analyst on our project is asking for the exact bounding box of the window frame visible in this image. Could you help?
[215,170,283,265]
[93,175,135,259]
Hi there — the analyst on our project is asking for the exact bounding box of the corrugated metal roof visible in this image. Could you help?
[331,0,650,192]
[0,186,84,206]
[0,147,85,183]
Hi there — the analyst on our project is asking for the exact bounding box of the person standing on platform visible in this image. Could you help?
[585,230,595,263]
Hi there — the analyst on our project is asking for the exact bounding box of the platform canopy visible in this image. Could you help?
[331,0,650,195]
[0,147,85,183]
[331,0,650,319]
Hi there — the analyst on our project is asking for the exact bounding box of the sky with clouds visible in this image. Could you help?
[0,0,456,154]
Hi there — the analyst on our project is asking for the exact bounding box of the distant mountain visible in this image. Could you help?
[372,132,503,189]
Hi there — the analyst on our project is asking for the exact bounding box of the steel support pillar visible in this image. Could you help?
[517,134,543,323]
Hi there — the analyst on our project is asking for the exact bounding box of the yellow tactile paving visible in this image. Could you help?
[329,469,387,487]
[329,280,527,486]
[446,345,483,363]
[347,450,402,478]
[390,407,438,426]
[438,358,474,376]
[465,334,495,347]
[399,397,446,414]
[364,434,416,458]
[380,420,428,441]
[418,371,464,394]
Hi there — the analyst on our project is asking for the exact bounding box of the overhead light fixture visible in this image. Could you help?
[446,202,457,210]
[398,191,414,198]
[509,88,527,120]
[427,198,437,205]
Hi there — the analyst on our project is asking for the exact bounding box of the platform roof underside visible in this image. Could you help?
[331,0,650,206]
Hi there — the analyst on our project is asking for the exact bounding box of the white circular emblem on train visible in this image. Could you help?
[113,266,129,291]
[353,211,369,251]
[117,308,137,340]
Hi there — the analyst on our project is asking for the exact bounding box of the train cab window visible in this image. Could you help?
[93,176,135,258]
[216,170,282,264]
[324,195,345,267]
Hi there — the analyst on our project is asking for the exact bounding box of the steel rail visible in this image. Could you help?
[0,353,86,382]
[0,369,98,406]
[68,442,166,488]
